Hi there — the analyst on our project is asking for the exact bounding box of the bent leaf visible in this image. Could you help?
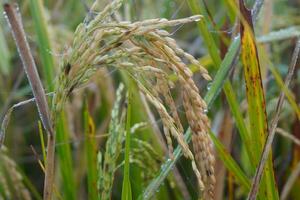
[239,0,279,199]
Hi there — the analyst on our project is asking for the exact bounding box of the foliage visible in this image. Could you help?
[0,0,299,199]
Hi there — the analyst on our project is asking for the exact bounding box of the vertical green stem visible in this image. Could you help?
[122,85,132,200]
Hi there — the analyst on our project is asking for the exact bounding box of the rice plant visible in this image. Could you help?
[0,0,299,200]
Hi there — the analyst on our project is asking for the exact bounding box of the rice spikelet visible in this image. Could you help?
[52,0,215,197]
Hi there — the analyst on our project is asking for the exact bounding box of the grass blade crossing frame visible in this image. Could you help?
[122,85,133,200]
[247,39,300,200]
[239,0,278,199]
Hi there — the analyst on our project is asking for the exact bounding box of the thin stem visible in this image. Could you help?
[276,128,300,146]
[0,93,54,148]
[280,161,300,200]
[3,3,55,200]
[122,84,133,200]
[3,3,53,136]
[44,134,56,200]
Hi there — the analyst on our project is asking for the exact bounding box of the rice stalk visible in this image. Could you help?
[122,80,133,200]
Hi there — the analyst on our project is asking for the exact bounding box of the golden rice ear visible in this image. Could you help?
[52,0,214,197]
[182,89,215,199]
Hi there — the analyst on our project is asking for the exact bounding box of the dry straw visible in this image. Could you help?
[51,0,215,198]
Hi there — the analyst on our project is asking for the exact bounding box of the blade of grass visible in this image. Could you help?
[55,112,75,199]
[0,24,10,75]
[247,39,300,200]
[204,36,239,108]
[187,0,255,169]
[214,110,233,200]
[83,101,98,200]
[239,1,278,199]
[222,0,237,23]
[122,83,133,200]
[187,0,222,65]
[29,0,55,90]
[257,26,300,43]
